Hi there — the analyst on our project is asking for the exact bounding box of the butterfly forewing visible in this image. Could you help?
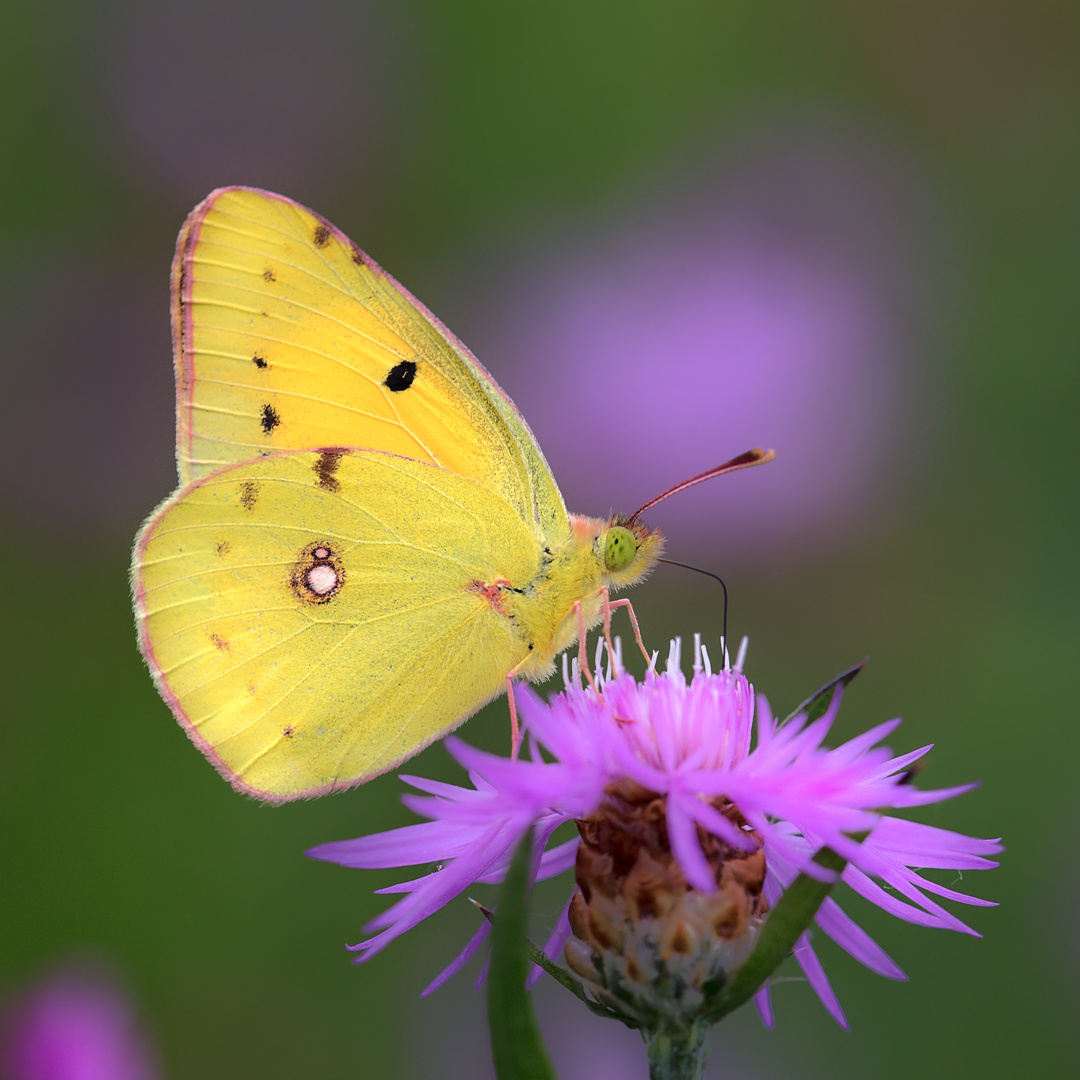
[172,187,569,540]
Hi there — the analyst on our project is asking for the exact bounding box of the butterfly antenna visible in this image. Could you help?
[627,448,775,523]
[658,558,730,660]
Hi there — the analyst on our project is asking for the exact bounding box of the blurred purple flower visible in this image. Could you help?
[310,637,999,1029]
[0,966,159,1080]
[461,127,946,557]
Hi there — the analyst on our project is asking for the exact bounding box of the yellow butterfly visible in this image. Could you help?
[132,187,771,802]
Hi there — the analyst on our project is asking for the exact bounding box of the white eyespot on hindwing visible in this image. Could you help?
[306,564,338,595]
[290,541,344,605]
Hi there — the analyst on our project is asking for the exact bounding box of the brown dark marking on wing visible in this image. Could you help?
[313,224,331,248]
[313,449,345,493]
[263,267,276,282]
[239,481,259,510]
[260,403,281,433]
[252,353,268,369]
[350,244,364,266]
[209,632,230,651]
[215,540,231,556]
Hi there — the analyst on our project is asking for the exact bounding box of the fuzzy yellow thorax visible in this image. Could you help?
[506,513,663,681]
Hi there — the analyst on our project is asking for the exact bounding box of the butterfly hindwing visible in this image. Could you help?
[172,187,568,540]
[134,449,541,800]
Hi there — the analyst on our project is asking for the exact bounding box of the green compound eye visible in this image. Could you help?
[603,526,638,572]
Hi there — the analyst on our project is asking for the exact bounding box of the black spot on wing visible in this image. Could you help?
[263,267,276,282]
[239,481,259,510]
[384,360,417,392]
[350,244,364,266]
[215,540,231,556]
[261,403,281,433]
[313,224,331,248]
[313,449,344,493]
[252,353,268,369]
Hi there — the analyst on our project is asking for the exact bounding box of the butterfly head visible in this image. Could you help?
[598,516,664,589]
[591,448,776,590]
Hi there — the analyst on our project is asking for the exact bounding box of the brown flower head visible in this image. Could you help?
[565,779,767,1026]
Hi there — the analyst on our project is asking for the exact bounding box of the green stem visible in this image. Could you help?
[487,828,558,1080]
[644,1022,709,1080]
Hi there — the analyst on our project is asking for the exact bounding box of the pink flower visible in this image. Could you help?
[310,638,1000,1029]
[0,965,159,1080]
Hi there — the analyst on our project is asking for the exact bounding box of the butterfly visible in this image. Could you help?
[131,187,771,802]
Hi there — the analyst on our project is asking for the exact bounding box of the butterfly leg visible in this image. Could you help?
[504,675,521,759]
[598,591,651,669]
[571,600,600,693]
[504,655,535,760]
[595,587,618,672]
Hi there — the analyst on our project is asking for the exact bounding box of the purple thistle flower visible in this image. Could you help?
[309,637,1000,1030]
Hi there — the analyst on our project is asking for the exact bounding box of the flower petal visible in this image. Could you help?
[814,897,906,980]
[793,933,849,1029]
[666,793,719,892]
[754,983,775,1030]
[421,919,490,997]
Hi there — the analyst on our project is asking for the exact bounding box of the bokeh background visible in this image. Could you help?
[1,2,1077,1077]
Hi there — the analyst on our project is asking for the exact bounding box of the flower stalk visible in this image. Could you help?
[487,827,557,1080]
[644,1023,710,1080]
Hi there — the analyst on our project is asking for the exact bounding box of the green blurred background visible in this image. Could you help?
[2,2,1078,1077]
